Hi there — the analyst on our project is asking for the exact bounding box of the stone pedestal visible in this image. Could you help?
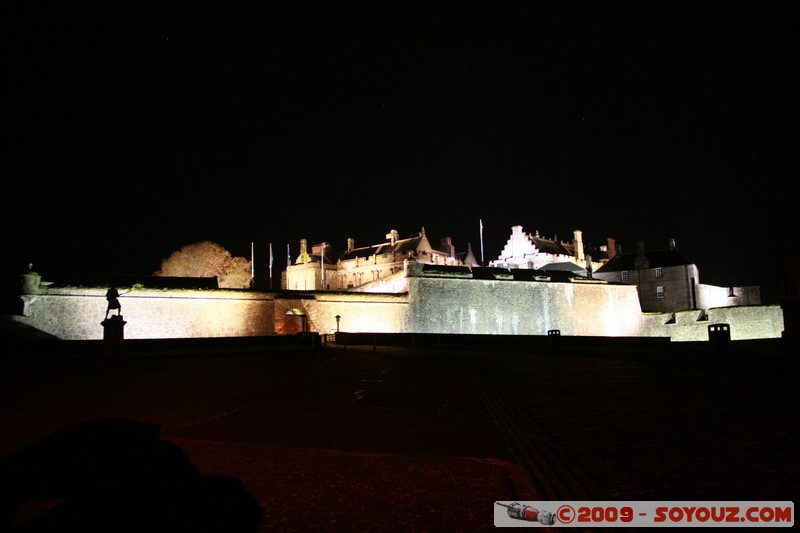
[21,271,41,294]
[101,315,127,354]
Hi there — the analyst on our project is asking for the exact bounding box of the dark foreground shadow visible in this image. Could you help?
[0,418,262,532]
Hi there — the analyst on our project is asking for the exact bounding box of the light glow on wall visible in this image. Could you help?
[19,281,783,342]
[165,297,252,338]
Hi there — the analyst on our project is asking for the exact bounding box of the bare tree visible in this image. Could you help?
[155,241,251,289]
[221,255,253,290]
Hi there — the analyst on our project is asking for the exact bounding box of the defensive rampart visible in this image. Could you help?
[13,276,785,342]
[18,287,276,340]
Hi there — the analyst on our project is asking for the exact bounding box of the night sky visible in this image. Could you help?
[2,1,797,304]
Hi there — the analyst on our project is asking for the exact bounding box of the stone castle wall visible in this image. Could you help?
[405,277,645,336]
[14,278,785,342]
[638,305,785,341]
[276,293,409,335]
[18,287,275,340]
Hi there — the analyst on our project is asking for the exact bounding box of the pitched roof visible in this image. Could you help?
[514,234,609,262]
[339,234,424,261]
[539,262,587,274]
[304,254,334,265]
[530,236,573,256]
[595,248,694,273]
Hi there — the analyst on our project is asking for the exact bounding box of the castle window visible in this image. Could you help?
[654,267,663,278]
[656,286,665,298]
[621,270,629,282]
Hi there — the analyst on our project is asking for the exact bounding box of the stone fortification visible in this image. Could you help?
[278,292,409,336]
[13,275,785,342]
[405,277,644,336]
[18,287,275,340]
[646,305,784,342]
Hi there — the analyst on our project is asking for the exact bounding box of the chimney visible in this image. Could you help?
[300,239,309,264]
[386,229,399,245]
[634,241,649,269]
[669,238,676,250]
[573,229,585,263]
[607,237,616,259]
[440,236,455,257]
[347,237,354,253]
[312,242,331,261]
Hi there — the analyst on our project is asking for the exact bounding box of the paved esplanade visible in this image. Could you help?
[1,338,797,531]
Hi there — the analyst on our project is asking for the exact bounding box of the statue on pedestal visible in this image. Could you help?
[105,287,122,319]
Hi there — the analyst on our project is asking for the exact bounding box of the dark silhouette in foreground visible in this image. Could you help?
[104,288,122,319]
[0,418,262,532]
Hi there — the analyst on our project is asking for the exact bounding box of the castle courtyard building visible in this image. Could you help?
[284,228,466,293]
[490,225,609,276]
[593,239,761,313]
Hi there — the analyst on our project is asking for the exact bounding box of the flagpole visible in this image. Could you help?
[250,241,255,288]
[286,244,291,291]
[269,242,273,290]
[480,219,485,266]
[320,243,326,289]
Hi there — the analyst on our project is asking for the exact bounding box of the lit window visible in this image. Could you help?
[655,267,663,278]
[621,271,629,281]
[656,286,664,298]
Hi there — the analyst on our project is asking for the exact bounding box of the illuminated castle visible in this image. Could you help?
[13,224,782,343]
[489,225,609,275]
[486,225,761,312]
[285,225,760,314]
[284,228,477,293]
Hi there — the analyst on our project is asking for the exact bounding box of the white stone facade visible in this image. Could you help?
[490,225,607,273]
[285,229,464,292]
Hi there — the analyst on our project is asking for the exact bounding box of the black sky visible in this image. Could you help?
[2,1,797,303]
